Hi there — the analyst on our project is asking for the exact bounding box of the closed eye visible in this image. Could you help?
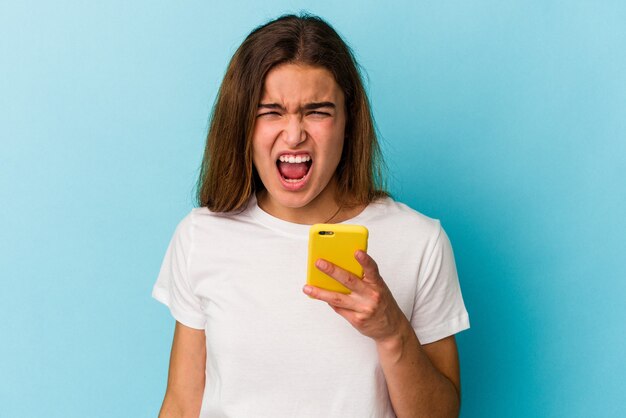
[257,111,282,118]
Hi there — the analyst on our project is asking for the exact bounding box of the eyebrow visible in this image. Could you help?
[258,102,336,111]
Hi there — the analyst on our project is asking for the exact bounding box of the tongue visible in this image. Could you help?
[278,162,309,180]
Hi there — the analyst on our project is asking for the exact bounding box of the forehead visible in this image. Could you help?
[260,64,344,105]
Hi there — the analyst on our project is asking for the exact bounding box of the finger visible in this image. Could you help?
[330,305,356,321]
[315,258,365,292]
[303,285,356,310]
[355,250,381,284]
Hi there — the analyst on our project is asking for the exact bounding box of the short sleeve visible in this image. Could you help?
[152,214,206,330]
[411,224,469,344]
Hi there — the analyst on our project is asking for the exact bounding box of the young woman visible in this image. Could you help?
[153,14,469,418]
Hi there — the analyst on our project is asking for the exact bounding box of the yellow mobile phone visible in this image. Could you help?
[307,223,369,294]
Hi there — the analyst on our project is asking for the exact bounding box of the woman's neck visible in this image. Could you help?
[255,190,366,225]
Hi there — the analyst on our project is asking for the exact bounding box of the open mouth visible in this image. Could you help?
[276,154,312,183]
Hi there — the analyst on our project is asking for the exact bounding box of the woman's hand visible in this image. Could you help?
[303,250,407,342]
[304,251,462,417]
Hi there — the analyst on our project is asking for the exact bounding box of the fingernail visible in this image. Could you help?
[316,259,328,270]
[303,285,313,295]
[355,250,365,261]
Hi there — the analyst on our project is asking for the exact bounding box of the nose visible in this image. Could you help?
[280,115,307,147]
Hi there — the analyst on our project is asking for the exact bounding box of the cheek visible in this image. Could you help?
[252,126,276,161]
[251,144,268,175]
[313,123,345,161]
[253,123,272,139]
[257,117,286,136]
[308,119,344,142]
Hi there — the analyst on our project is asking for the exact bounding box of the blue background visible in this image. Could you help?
[1,1,625,417]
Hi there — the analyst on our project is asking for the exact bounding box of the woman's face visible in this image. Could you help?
[252,63,346,223]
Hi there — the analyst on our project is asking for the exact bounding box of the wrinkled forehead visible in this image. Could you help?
[259,64,345,109]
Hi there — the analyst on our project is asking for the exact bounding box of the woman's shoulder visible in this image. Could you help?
[366,197,442,233]
[169,202,254,239]
[185,203,253,227]
[363,197,448,253]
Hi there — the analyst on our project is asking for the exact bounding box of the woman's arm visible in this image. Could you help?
[377,328,461,417]
[303,252,461,418]
[159,321,206,418]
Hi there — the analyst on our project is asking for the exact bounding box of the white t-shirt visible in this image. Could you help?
[153,196,469,417]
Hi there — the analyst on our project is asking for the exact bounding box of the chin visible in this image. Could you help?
[273,190,316,209]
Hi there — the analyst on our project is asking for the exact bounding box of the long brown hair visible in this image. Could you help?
[197,13,387,211]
